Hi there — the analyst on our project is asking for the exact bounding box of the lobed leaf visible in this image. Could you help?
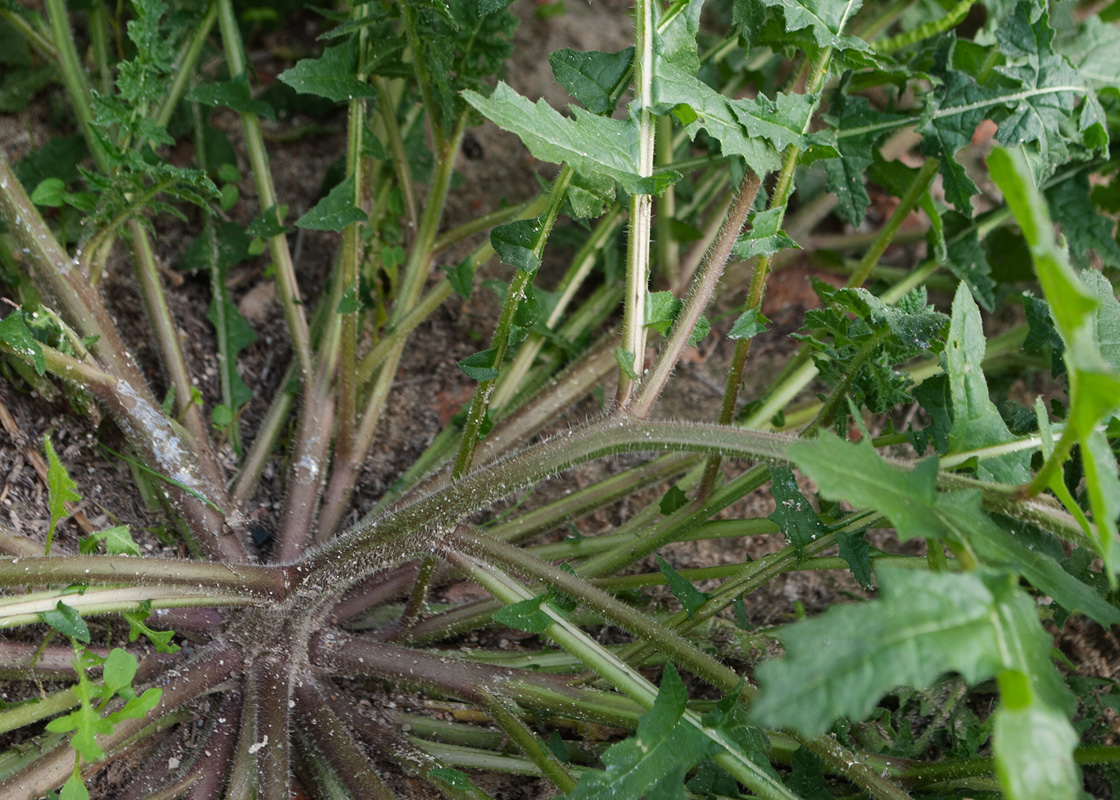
[569,666,720,799]
[278,38,377,103]
[463,83,679,195]
[751,567,1070,735]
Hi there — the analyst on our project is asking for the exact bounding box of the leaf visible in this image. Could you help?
[296,173,367,231]
[564,171,615,219]
[738,0,874,53]
[727,309,768,341]
[751,567,1070,735]
[188,78,275,120]
[79,525,141,557]
[278,38,377,103]
[105,687,162,724]
[944,283,1031,483]
[428,767,491,799]
[122,602,179,653]
[548,47,633,115]
[825,93,908,226]
[835,529,873,588]
[100,648,138,697]
[789,433,942,540]
[732,208,802,260]
[45,435,81,555]
[614,347,639,380]
[40,601,90,643]
[768,466,829,557]
[462,83,679,195]
[657,556,710,618]
[60,773,89,800]
[444,258,475,300]
[791,432,1120,625]
[988,147,1120,572]
[659,486,688,515]
[492,595,553,634]
[458,349,500,381]
[1045,172,1120,269]
[649,55,813,175]
[246,204,290,238]
[941,210,996,312]
[0,308,45,376]
[491,219,542,272]
[206,290,258,412]
[569,665,720,799]
[645,291,682,337]
[993,670,1080,800]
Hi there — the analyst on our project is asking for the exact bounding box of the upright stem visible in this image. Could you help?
[629,170,761,418]
[699,46,834,496]
[616,0,657,407]
[216,0,312,378]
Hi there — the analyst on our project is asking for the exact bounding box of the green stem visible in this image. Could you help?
[478,690,578,792]
[445,551,803,800]
[630,169,761,418]
[374,76,419,231]
[616,0,657,407]
[45,0,106,169]
[453,166,574,478]
[0,555,285,598]
[845,157,939,289]
[216,0,313,376]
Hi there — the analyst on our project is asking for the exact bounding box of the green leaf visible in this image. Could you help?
[941,210,996,312]
[993,670,1080,800]
[247,204,290,238]
[657,556,710,618]
[944,283,1031,483]
[988,147,1120,573]
[337,283,360,314]
[31,177,67,207]
[40,601,90,643]
[789,433,942,540]
[659,486,688,515]
[564,171,615,219]
[444,258,475,300]
[744,0,872,52]
[188,78,275,120]
[727,309,768,341]
[458,349,500,381]
[768,465,829,557]
[206,291,258,413]
[296,173,367,231]
[645,291,682,337]
[0,308,46,376]
[649,55,812,176]
[45,435,81,555]
[835,530,873,588]
[277,38,377,103]
[793,432,1120,624]
[751,567,1070,735]
[548,47,633,115]
[60,772,89,800]
[490,219,542,272]
[732,208,802,260]
[614,347,639,380]
[826,93,910,226]
[428,767,491,799]
[122,602,179,653]
[1045,172,1120,269]
[100,648,138,697]
[492,595,553,634]
[569,665,720,799]
[105,687,162,724]
[463,83,679,195]
[79,525,141,556]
